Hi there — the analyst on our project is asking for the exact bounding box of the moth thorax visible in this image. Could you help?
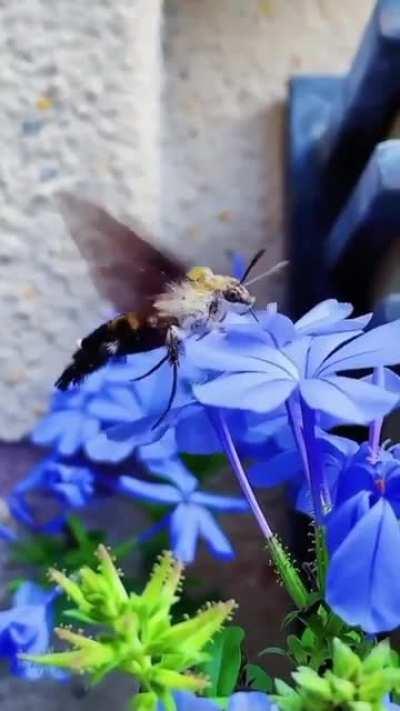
[187,266,215,290]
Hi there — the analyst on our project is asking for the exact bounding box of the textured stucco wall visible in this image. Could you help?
[0,0,374,442]
[0,0,162,440]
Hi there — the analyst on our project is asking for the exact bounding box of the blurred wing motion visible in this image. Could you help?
[56,192,187,313]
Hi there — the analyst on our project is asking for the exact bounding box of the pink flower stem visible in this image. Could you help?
[210,409,273,540]
[368,367,385,463]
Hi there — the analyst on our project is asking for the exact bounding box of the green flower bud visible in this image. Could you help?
[22,548,235,709]
[274,637,400,711]
[292,667,331,701]
[333,638,362,680]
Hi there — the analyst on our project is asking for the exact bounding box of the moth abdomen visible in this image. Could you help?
[55,322,115,390]
[55,312,167,390]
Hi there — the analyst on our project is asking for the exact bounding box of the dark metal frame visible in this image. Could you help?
[287,0,400,317]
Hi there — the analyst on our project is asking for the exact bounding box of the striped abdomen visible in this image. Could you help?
[55,312,167,390]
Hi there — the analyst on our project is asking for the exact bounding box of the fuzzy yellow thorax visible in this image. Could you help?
[187,266,233,292]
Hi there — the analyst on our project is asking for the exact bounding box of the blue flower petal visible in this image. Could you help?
[145,458,198,494]
[187,334,262,374]
[294,300,353,333]
[195,373,296,413]
[319,320,400,375]
[32,410,97,456]
[87,387,142,422]
[386,467,400,516]
[0,583,58,680]
[228,691,274,711]
[335,461,374,507]
[170,504,200,563]
[326,491,372,554]
[86,417,168,463]
[13,583,51,608]
[248,450,303,488]
[306,332,363,376]
[159,692,219,711]
[175,404,222,455]
[139,429,178,462]
[191,491,248,512]
[300,376,397,424]
[196,506,235,560]
[326,499,400,633]
[116,476,182,505]
[229,313,295,349]
[0,524,17,543]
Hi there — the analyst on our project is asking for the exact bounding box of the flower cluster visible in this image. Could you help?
[5,294,400,709]
[0,582,62,680]
[18,298,400,632]
[6,349,247,562]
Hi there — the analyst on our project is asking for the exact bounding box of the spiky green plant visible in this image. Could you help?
[23,546,236,711]
[274,638,400,711]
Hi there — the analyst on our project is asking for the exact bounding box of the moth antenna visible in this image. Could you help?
[131,352,170,381]
[240,249,266,283]
[151,361,178,430]
[244,259,289,287]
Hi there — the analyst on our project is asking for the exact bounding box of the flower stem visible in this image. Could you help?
[286,395,332,523]
[368,367,384,463]
[210,409,310,608]
[210,409,273,539]
[301,400,332,519]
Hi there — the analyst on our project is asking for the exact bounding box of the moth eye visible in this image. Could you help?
[224,289,239,303]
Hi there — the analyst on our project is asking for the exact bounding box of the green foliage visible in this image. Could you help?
[198,623,273,699]
[263,603,373,672]
[244,663,274,694]
[23,547,237,711]
[181,453,226,482]
[202,626,244,697]
[11,516,136,581]
[273,638,400,711]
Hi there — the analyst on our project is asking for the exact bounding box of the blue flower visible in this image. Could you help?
[386,701,400,710]
[248,431,358,516]
[114,459,248,563]
[31,369,108,456]
[293,299,371,335]
[9,457,95,532]
[0,582,60,680]
[191,319,400,424]
[32,352,192,459]
[0,524,17,543]
[158,691,275,711]
[326,443,400,633]
[85,349,200,463]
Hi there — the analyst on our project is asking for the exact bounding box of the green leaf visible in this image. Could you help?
[181,453,226,481]
[245,663,273,693]
[282,610,301,628]
[259,646,288,658]
[202,626,244,697]
[287,635,308,665]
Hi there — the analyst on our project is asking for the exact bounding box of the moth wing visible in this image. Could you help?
[55,192,187,314]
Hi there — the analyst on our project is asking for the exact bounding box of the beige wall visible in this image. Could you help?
[0,0,374,439]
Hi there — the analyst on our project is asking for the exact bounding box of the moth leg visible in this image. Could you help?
[151,328,182,430]
[131,352,170,382]
[208,293,224,321]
